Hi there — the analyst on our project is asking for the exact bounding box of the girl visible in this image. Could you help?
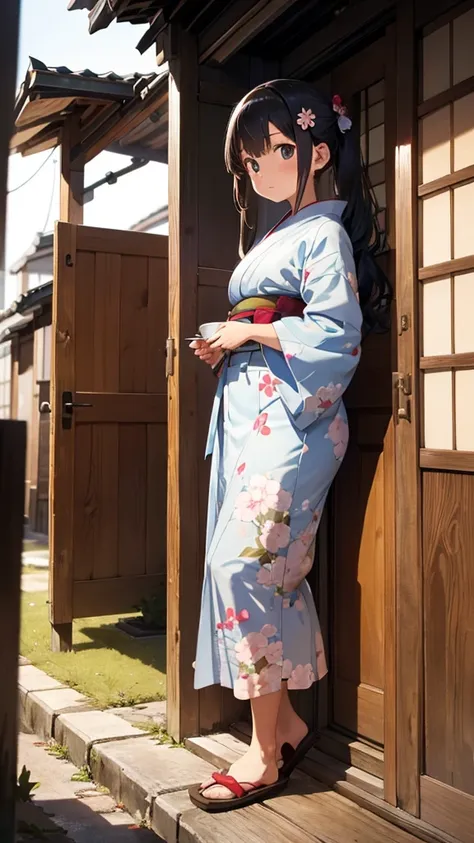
[188,78,390,812]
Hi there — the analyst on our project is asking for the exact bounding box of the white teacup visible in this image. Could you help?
[198,321,223,340]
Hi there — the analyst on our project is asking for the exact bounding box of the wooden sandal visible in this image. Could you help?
[189,770,289,813]
[280,730,316,777]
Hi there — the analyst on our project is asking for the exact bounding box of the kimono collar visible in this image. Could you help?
[271,199,347,236]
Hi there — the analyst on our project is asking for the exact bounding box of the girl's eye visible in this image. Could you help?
[279,144,295,160]
[248,159,260,173]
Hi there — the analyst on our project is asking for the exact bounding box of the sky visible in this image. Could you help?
[4,0,168,306]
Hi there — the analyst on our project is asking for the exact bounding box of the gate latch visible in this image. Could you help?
[393,372,412,422]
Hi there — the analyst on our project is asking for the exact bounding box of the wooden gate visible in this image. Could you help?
[50,222,168,650]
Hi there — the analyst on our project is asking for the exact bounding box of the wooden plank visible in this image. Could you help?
[383,417,397,804]
[147,256,168,395]
[420,777,474,843]
[333,678,384,746]
[394,0,422,816]
[423,473,474,796]
[420,449,474,472]
[76,225,168,258]
[73,573,165,618]
[50,222,77,650]
[70,393,167,424]
[93,252,121,392]
[329,779,463,843]
[72,423,95,582]
[282,0,394,78]
[315,729,384,779]
[199,0,301,64]
[74,250,96,393]
[119,254,149,393]
[418,163,474,197]
[420,352,474,370]
[60,114,84,225]
[179,801,320,843]
[419,255,474,281]
[167,26,200,741]
[264,775,417,843]
[88,423,119,580]
[146,422,167,575]
[118,424,147,578]
[0,421,25,843]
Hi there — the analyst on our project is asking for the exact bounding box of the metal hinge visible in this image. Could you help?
[393,372,412,422]
[165,337,175,377]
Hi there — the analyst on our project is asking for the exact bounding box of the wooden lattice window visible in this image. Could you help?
[418,5,474,465]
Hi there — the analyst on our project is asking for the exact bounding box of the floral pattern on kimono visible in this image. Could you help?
[193,200,362,700]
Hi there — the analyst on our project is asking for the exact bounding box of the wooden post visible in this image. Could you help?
[167,26,201,740]
[394,0,422,817]
[60,114,84,225]
[0,6,22,837]
[0,421,26,842]
[49,112,83,651]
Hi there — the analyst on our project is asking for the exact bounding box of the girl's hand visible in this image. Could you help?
[207,322,252,351]
[190,339,223,368]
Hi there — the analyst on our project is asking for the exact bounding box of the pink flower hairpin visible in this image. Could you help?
[332,94,352,133]
[296,107,316,130]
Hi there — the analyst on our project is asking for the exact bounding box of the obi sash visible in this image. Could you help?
[228,294,305,324]
[205,294,305,457]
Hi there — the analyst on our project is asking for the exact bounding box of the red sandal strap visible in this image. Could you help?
[211,772,246,799]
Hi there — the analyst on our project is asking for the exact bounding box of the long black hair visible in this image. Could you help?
[224,78,392,334]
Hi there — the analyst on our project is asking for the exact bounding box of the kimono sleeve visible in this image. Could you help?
[262,219,362,431]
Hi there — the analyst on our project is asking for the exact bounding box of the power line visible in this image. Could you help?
[42,154,58,233]
[7,146,58,194]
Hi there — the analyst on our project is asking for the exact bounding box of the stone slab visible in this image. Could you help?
[152,789,194,843]
[55,710,144,768]
[25,688,91,741]
[110,699,166,728]
[18,664,65,693]
[90,738,214,822]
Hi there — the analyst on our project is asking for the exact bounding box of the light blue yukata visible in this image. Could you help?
[194,200,362,700]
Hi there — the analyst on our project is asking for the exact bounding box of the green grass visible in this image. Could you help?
[23,540,48,553]
[20,592,166,708]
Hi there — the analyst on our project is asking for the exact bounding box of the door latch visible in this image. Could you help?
[62,390,92,429]
[393,372,412,422]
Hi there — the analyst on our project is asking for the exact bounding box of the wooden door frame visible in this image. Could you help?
[394,0,423,818]
[166,25,201,740]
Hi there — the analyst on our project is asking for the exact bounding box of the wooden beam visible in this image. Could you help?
[60,114,84,225]
[107,141,168,164]
[78,87,168,164]
[282,0,395,78]
[167,26,200,741]
[394,0,422,817]
[199,0,301,64]
[0,421,26,843]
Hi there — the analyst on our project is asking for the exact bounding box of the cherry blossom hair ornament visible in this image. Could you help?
[332,94,352,133]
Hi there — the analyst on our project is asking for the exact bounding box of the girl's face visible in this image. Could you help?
[240,123,298,204]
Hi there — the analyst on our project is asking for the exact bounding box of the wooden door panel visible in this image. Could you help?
[51,223,168,638]
[423,471,474,795]
[319,35,395,750]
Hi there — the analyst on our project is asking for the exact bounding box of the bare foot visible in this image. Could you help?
[276,712,308,762]
[200,746,278,800]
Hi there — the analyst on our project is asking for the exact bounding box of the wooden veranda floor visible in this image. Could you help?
[183,726,432,843]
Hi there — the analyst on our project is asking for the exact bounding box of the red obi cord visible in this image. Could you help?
[229,296,305,324]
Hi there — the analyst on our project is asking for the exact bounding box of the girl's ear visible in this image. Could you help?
[312,142,331,172]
